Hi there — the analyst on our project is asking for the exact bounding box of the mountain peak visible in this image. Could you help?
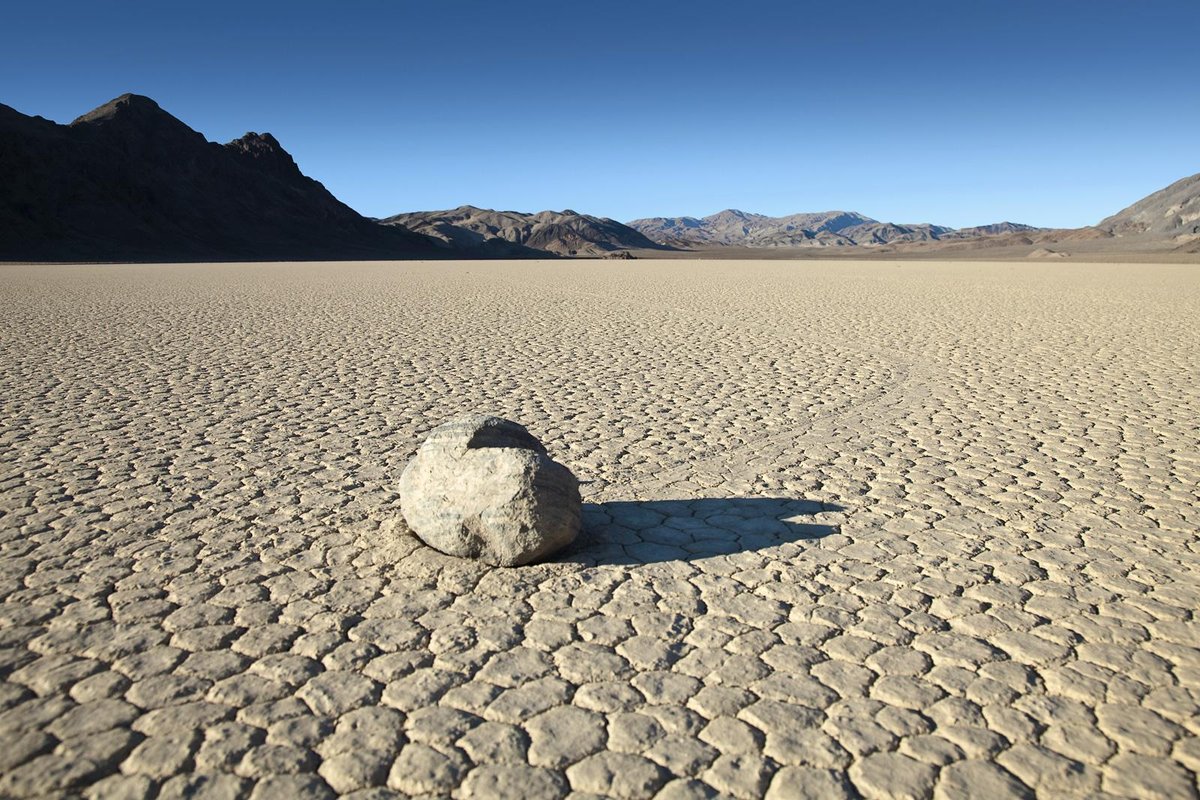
[69,93,206,150]
[232,130,283,149]
[225,131,303,178]
[71,93,169,126]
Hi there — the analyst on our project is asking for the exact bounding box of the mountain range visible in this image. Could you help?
[626,210,1043,249]
[382,206,661,256]
[1,94,1196,261]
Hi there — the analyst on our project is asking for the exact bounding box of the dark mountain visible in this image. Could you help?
[5,93,1192,262]
[0,94,443,261]
[627,209,1036,249]
[382,205,665,256]
[1099,171,1200,246]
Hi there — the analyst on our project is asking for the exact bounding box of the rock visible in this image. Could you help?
[398,415,581,566]
[1028,247,1068,258]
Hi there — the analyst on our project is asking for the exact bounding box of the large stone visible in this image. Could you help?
[398,415,581,566]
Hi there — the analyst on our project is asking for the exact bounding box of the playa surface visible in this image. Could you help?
[1,259,1197,799]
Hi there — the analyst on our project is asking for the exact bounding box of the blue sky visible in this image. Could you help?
[2,1,1196,227]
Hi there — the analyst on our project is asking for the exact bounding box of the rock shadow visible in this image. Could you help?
[557,497,843,566]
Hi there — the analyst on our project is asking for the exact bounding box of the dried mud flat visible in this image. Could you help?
[1,259,1197,799]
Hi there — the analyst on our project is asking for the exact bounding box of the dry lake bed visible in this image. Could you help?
[1,259,1197,799]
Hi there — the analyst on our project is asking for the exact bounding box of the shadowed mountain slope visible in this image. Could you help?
[0,94,444,261]
[383,206,667,256]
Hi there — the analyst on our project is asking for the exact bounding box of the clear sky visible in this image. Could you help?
[3,0,1197,228]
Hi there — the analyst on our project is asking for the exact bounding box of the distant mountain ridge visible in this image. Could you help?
[1,92,1195,262]
[628,210,1041,249]
[0,94,444,261]
[383,205,663,256]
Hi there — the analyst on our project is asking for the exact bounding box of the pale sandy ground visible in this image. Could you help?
[0,259,1197,799]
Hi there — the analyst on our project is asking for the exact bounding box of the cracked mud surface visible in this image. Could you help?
[1,259,1198,799]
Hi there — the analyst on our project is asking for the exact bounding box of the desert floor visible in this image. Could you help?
[1,259,1197,799]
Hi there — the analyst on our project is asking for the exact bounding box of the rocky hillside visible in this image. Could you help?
[382,206,665,256]
[0,94,443,261]
[939,222,1042,239]
[628,210,860,247]
[1099,171,1200,246]
[627,209,1040,249]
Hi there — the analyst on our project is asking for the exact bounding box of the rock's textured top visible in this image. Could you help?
[399,416,581,566]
